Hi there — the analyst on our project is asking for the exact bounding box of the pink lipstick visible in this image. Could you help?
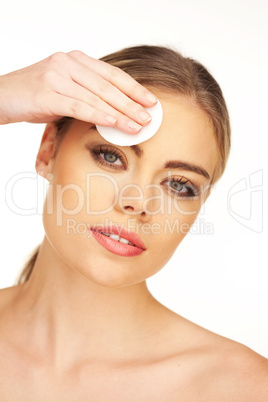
[90,225,146,257]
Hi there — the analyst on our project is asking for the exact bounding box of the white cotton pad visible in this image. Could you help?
[96,101,163,146]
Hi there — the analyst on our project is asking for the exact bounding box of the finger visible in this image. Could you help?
[51,76,143,133]
[66,58,153,126]
[68,50,158,106]
[48,93,142,133]
[48,93,118,127]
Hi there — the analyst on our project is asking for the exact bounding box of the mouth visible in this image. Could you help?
[89,225,146,257]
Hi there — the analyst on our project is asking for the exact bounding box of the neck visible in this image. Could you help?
[13,237,163,368]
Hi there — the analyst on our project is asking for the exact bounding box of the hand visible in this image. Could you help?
[0,50,158,133]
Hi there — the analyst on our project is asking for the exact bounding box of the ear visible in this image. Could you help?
[35,124,57,179]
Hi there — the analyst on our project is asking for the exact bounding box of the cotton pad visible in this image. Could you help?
[96,101,163,146]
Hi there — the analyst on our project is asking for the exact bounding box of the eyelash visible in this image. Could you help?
[90,145,199,199]
[91,145,126,170]
[160,177,199,199]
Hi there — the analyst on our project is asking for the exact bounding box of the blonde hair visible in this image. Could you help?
[16,44,231,285]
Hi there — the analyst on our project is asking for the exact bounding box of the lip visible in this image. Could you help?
[89,225,146,257]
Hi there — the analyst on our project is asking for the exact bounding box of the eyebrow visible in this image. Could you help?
[164,160,210,180]
[130,144,210,180]
[130,145,143,158]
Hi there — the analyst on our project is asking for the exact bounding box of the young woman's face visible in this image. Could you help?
[40,92,218,287]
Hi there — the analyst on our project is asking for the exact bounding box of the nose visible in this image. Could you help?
[114,183,152,222]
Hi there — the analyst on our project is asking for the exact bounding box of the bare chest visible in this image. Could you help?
[0,355,200,402]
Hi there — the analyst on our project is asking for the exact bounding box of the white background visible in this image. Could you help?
[0,0,267,357]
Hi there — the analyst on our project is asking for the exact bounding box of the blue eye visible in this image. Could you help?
[100,152,122,165]
[170,180,185,192]
[161,177,199,199]
[91,144,127,170]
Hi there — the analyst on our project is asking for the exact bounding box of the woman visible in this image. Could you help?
[0,46,267,400]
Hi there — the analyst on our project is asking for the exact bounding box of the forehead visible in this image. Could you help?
[136,92,218,176]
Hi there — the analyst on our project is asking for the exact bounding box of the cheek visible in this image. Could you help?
[143,204,200,276]
[50,155,119,218]
[87,174,118,215]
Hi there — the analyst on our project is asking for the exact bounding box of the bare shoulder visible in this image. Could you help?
[174,315,268,401]
[210,338,268,401]
[0,284,23,334]
[155,305,268,401]
[0,284,21,311]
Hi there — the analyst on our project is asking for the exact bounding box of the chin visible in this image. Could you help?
[77,268,140,288]
[70,255,141,289]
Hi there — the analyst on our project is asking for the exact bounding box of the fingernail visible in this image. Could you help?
[105,115,117,125]
[128,121,142,132]
[146,92,158,104]
[139,111,152,123]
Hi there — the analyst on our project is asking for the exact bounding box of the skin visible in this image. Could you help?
[0,91,267,400]
[0,50,157,130]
